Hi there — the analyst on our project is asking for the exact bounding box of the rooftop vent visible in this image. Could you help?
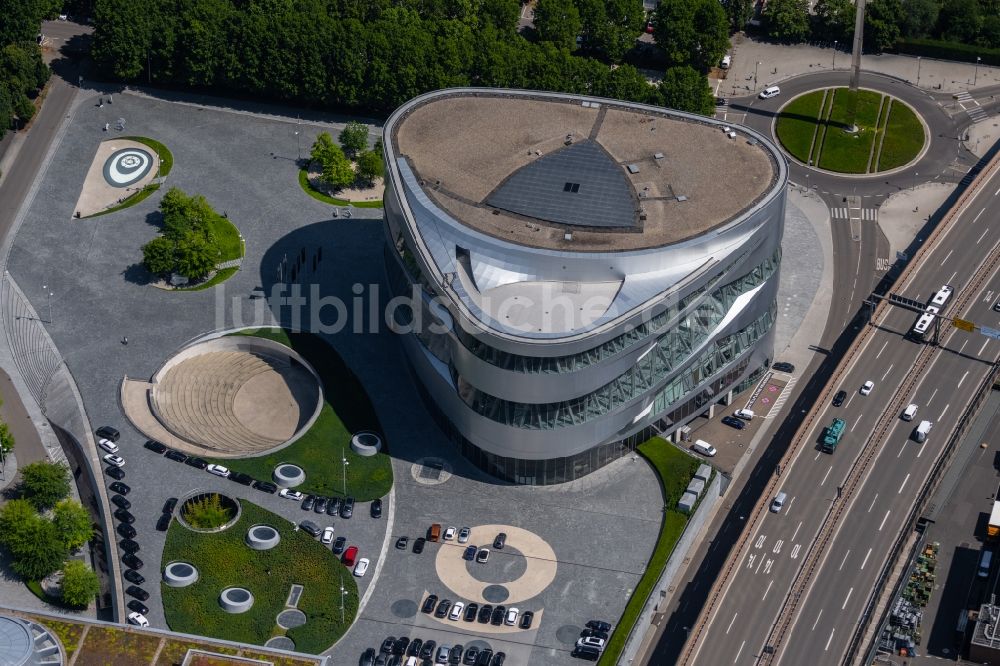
[564,232,573,241]
[676,195,688,202]
[654,152,665,160]
[563,182,581,193]
[627,164,640,174]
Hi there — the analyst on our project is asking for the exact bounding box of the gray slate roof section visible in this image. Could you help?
[485,140,638,230]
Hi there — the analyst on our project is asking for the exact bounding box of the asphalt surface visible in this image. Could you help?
[686,156,1000,666]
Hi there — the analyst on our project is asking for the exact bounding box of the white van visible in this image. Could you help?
[902,404,918,421]
[721,54,732,69]
[980,550,993,578]
[735,408,755,421]
[759,86,781,99]
[914,420,932,443]
[770,491,787,513]
[693,439,717,457]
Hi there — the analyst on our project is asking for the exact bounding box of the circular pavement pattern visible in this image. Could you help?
[482,585,510,603]
[467,547,527,583]
[391,598,418,618]
[276,609,307,629]
[265,636,295,650]
[103,148,153,188]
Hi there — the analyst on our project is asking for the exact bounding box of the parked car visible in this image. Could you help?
[302,495,315,511]
[123,569,144,585]
[463,545,477,561]
[122,553,143,570]
[327,497,341,516]
[163,498,178,515]
[421,595,439,614]
[380,636,396,654]
[586,620,612,632]
[464,602,478,622]
[476,548,490,563]
[332,536,347,554]
[314,497,328,513]
[443,526,457,541]
[322,526,335,544]
[476,649,494,665]
[490,606,505,625]
[143,439,167,453]
[462,646,479,665]
[832,390,847,407]
[435,600,452,618]
[120,538,140,553]
[206,464,230,477]
[104,454,125,468]
[299,520,321,537]
[155,514,171,532]
[185,457,208,469]
[371,498,383,518]
[127,599,148,615]
[520,610,534,629]
[436,646,452,664]
[493,533,506,549]
[396,536,409,550]
[96,426,120,442]
[721,415,745,430]
[164,449,187,463]
[772,361,795,373]
[230,471,253,486]
[361,648,377,666]
[354,558,370,577]
[340,497,355,519]
[576,636,606,650]
[392,636,409,655]
[126,585,148,601]
[109,481,130,495]
[419,640,436,660]
[127,612,149,627]
[413,537,426,554]
[478,605,493,623]
[504,607,519,626]
[117,523,136,539]
[457,526,471,543]
[105,465,125,480]
[98,439,119,454]
[449,601,465,621]
[408,638,423,657]
[342,545,359,566]
[111,494,131,510]
[449,645,463,665]
[114,508,135,524]
[254,480,278,493]
[279,488,303,501]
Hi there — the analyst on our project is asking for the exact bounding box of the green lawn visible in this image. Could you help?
[123,135,174,176]
[206,215,243,262]
[176,266,239,291]
[297,168,384,209]
[212,328,393,500]
[598,437,704,665]
[774,90,825,164]
[85,183,161,219]
[817,89,884,173]
[877,102,924,171]
[161,501,358,654]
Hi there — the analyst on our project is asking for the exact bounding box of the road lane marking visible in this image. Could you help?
[899,473,911,494]
[735,640,746,662]
[747,553,756,568]
[726,613,738,634]
[821,466,833,486]
[868,494,878,512]
[981,339,990,355]
[958,371,970,388]
[839,550,850,570]
[917,440,928,458]
[959,340,969,354]
[773,540,783,554]
[940,249,953,265]
[825,628,836,651]
[755,555,766,574]
[787,497,795,514]
[881,364,894,381]
[977,228,990,244]
[812,609,823,631]
[975,207,987,221]
[791,520,802,541]
[928,388,938,405]
[949,270,958,284]
[861,547,873,570]
[879,510,892,531]
[939,403,950,420]
[762,579,774,600]
[814,452,821,460]
[842,587,854,609]
[755,535,766,549]
[791,544,801,559]
[876,340,888,358]
[764,558,773,574]
[897,441,907,458]
[852,414,864,432]
[995,186,1000,196]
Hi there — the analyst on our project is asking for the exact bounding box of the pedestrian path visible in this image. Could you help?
[955,91,987,123]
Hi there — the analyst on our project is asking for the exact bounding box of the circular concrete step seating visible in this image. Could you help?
[151,351,303,454]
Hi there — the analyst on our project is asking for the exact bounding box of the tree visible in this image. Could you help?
[60,560,100,608]
[981,15,1000,47]
[659,65,716,115]
[533,0,582,51]
[576,0,644,62]
[173,230,217,280]
[937,0,981,42]
[0,421,14,455]
[18,461,70,511]
[92,0,154,80]
[723,0,755,32]
[0,499,42,553]
[813,0,856,42]
[338,121,369,156]
[9,518,67,580]
[479,0,520,34]
[356,149,384,183]
[652,0,730,70]
[141,235,175,275]
[52,499,93,551]
[866,0,904,51]
[900,0,939,38]
[311,133,355,189]
[765,0,810,42]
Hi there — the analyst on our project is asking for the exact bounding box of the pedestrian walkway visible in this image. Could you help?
[954,91,988,123]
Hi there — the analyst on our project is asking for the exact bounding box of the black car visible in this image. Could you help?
[122,553,143,570]
[832,390,847,407]
[361,648,377,666]
[163,497,178,514]
[254,480,278,493]
[493,533,506,549]
[581,628,608,640]
[380,637,396,654]
[156,514,171,532]
[464,602,478,622]
[586,620,612,632]
[327,497,340,516]
[772,361,795,373]
[114,508,135,524]
[476,649,493,666]
[413,537,426,554]
[385,656,399,666]
[490,606,505,626]
[111,494,131,510]
[117,523,136,539]
[299,520,321,537]
[126,585,148,601]
[332,535,347,554]
[106,465,125,480]
[96,426,120,442]
[478,604,493,623]
[490,653,505,666]
[421,595,438,614]
[230,471,254,486]
[463,545,477,561]
[120,538,140,553]
[123,569,145,585]
[392,637,409,656]
[109,481,131,495]
[340,497,355,519]
[396,536,409,550]
[301,495,315,511]
[463,647,479,664]
[572,646,599,661]
[371,498,382,518]
[434,599,452,618]
[127,599,149,615]
[164,449,187,463]
[408,638,423,657]
[519,610,534,629]
[185,456,208,469]
[449,645,463,665]
[314,497,328,513]
[721,415,746,430]
[419,640,436,660]
[144,439,167,454]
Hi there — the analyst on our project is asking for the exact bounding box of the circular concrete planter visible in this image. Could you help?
[273,463,305,488]
[163,561,199,588]
[245,524,281,551]
[350,431,382,457]
[219,587,254,613]
[176,492,241,533]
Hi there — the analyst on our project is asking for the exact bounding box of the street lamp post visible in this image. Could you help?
[339,578,345,624]
[912,171,918,191]
[833,41,838,69]
[295,115,301,161]
[42,284,53,323]
[342,447,349,497]
[754,61,761,92]
[916,56,922,87]
[975,56,981,86]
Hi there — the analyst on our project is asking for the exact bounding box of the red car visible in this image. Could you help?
[342,545,358,567]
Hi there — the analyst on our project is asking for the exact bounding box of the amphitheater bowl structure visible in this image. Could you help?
[245,524,281,551]
[219,587,255,614]
[120,334,323,458]
[350,432,382,457]
[273,463,306,488]
[163,561,199,587]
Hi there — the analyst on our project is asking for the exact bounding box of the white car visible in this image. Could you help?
[449,601,465,621]
[577,636,606,650]
[458,526,471,544]
[279,489,303,501]
[860,380,874,396]
[98,438,119,454]
[206,464,230,478]
[354,557,370,577]
[127,612,149,627]
[443,526,457,541]
[321,526,335,544]
[505,607,520,625]
[759,85,781,99]
[476,548,490,563]
[103,454,125,468]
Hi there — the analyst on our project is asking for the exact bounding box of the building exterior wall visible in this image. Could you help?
[382,88,787,485]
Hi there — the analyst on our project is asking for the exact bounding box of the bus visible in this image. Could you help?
[910,285,953,340]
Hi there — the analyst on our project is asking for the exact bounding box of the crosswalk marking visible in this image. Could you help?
[830,207,877,221]
[955,91,988,122]
[764,376,797,418]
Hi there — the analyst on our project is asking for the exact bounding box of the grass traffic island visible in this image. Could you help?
[598,437,706,665]
[775,88,925,173]
[213,328,393,501]
[297,168,383,209]
[161,500,359,654]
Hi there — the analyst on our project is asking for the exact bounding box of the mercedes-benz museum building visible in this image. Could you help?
[382,88,786,485]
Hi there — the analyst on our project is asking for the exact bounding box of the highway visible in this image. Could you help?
[685,158,1000,665]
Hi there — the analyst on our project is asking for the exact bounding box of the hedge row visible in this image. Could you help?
[895,39,1000,67]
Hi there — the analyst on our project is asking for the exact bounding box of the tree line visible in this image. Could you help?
[90,0,721,117]
[0,0,53,141]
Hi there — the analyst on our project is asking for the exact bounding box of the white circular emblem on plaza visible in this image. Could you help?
[103,148,153,187]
